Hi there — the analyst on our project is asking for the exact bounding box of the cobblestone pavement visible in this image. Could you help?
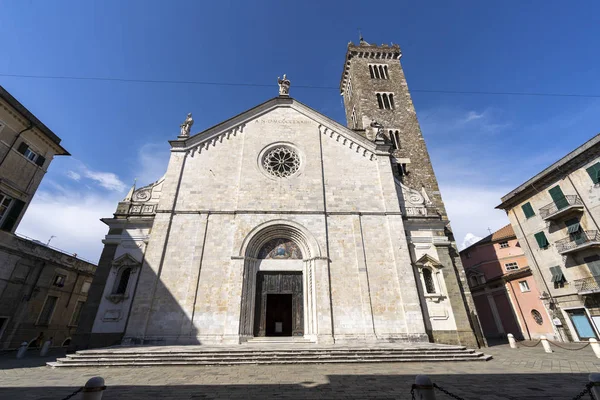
[0,343,599,399]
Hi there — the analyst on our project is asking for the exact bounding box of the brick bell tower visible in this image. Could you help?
[339,37,448,219]
[340,38,485,347]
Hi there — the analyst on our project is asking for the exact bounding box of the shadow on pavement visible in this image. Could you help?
[0,372,594,400]
[0,348,66,370]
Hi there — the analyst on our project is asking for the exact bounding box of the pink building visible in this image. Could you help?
[460,225,555,340]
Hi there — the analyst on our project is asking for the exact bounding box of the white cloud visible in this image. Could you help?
[17,189,120,262]
[80,166,127,192]
[463,111,484,122]
[134,142,170,187]
[461,233,483,250]
[66,171,81,181]
[441,183,512,251]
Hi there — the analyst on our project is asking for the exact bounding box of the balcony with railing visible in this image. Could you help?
[574,276,600,295]
[556,230,600,254]
[539,195,584,220]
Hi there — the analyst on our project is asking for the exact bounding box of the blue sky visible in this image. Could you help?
[1,0,599,261]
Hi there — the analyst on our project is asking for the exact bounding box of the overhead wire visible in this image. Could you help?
[1,73,599,99]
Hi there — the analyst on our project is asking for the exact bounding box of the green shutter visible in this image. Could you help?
[522,202,535,218]
[16,142,28,155]
[565,218,581,234]
[550,266,564,283]
[584,256,600,277]
[549,185,568,210]
[534,231,549,249]
[587,162,600,184]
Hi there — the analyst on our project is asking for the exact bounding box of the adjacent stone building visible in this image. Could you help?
[0,85,96,349]
[460,224,556,341]
[497,133,600,342]
[75,39,482,349]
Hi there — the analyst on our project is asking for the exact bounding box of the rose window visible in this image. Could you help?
[262,146,300,178]
[531,309,544,325]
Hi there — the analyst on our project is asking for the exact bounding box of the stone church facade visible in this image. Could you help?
[74,40,482,349]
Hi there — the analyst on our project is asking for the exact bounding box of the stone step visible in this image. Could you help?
[48,354,491,367]
[75,346,468,356]
[59,352,485,363]
[71,349,474,358]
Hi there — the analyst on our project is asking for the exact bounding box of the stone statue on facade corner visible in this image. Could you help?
[370,120,388,143]
[179,113,194,137]
[277,74,291,96]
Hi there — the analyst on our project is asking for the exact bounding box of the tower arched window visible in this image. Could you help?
[423,269,436,294]
[369,65,375,79]
[376,93,383,109]
[115,268,131,295]
[393,131,400,149]
[382,94,391,110]
[389,93,395,109]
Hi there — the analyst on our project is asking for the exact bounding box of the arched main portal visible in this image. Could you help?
[238,221,320,341]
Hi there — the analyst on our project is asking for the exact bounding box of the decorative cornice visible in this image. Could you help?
[319,125,376,161]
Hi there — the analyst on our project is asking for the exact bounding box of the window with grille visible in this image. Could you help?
[37,296,58,325]
[376,93,395,110]
[423,269,436,294]
[369,64,389,79]
[505,262,519,271]
[499,241,509,248]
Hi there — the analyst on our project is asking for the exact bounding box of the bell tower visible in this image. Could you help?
[339,38,448,218]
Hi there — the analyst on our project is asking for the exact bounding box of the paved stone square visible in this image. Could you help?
[0,343,599,399]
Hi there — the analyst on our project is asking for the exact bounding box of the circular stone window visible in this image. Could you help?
[531,309,544,325]
[262,145,300,178]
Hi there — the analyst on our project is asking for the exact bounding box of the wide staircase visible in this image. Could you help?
[47,340,491,367]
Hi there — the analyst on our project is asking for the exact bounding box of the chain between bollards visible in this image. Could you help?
[60,387,82,400]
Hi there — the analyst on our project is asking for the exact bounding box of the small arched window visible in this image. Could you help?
[389,93,395,109]
[115,268,131,295]
[423,269,436,294]
[382,94,391,110]
[369,65,375,79]
[376,93,383,109]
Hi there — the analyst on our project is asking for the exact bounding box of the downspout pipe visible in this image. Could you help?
[0,122,34,168]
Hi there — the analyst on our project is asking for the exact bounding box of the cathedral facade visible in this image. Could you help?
[74,40,482,349]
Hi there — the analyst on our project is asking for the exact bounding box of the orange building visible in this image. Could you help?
[460,225,557,340]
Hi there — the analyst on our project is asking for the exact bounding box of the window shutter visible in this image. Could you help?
[565,218,581,234]
[16,142,28,155]
[549,185,567,210]
[1,199,25,232]
[522,202,535,218]
[534,232,549,248]
[587,163,600,184]
[35,155,45,167]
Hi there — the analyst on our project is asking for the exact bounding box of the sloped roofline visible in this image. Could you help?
[169,96,376,151]
[496,133,600,210]
[0,85,70,155]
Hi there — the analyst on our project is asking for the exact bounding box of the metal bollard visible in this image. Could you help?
[413,375,436,400]
[540,335,553,353]
[507,333,518,349]
[82,376,106,400]
[590,373,600,399]
[39,340,52,357]
[16,342,28,359]
[589,338,600,359]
